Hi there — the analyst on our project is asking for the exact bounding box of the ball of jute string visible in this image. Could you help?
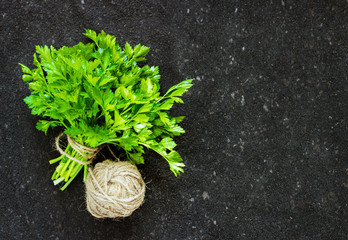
[55,133,145,218]
[85,159,146,218]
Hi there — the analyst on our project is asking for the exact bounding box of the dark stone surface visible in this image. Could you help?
[1,0,347,239]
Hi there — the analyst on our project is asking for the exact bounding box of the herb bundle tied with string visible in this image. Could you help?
[20,29,193,218]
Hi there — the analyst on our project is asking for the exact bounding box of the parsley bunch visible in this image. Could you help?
[21,29,193,190]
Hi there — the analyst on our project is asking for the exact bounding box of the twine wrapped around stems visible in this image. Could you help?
[55,132,100,165]
[55,133,145,218]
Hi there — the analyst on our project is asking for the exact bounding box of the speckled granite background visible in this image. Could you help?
[1,0,347,239]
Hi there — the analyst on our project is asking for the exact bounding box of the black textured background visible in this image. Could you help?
[1,0,347,239]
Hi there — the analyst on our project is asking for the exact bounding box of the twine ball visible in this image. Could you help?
[85,160,145,218]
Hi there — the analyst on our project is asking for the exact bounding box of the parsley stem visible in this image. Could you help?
[61,160,71,179]
[64,159,72,181]
[67,160,77,177]
[51,170,58,180]
[60,165,83,191]
[54,177,65,185]
[49,155,64,164]
[99,137,120,145]
[56,162,64,173]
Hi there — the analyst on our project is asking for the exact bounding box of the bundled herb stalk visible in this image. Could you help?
[21,29,193,217]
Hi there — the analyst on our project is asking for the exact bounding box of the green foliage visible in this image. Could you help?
[20,29,193,189]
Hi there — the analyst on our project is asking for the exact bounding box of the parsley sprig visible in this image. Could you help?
[21,29,193,190]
